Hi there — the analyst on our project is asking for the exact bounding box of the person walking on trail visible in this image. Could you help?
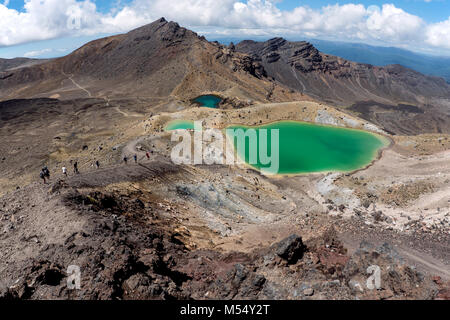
[146,151,150,160]
[40,171,46,184]
[123,156,128,164]
[74,161,79,174]
[95,160,100,169]
[42,166,50,179]
[62,166,67,177]
[134,154,138,163]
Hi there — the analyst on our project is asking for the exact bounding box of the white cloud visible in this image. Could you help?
[426,18,450,49]
[23,48,52,57]
[366,4,424,41]
[0,0,449,54]
[0,0,98,46]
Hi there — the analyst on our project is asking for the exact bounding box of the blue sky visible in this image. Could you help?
[1,0,450,59]
[6,0,134,13]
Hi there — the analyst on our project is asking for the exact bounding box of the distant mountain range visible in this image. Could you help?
[0,58,46,72]
[309,40,450,83]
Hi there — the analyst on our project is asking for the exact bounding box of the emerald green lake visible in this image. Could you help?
[165,120,195,131]
[227,121,389,175]
[193,95,222,108]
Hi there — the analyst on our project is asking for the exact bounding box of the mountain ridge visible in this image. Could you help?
[0,18,277,102]
[236,37,450,104]
[236,37,450,134]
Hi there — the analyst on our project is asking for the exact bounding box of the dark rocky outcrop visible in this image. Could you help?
[274,234,306,264]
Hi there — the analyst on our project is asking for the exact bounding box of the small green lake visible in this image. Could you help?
[227,121,389,175]
[165,120,195,131]
[193,95,222,108]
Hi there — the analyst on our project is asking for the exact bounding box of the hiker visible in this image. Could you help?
[62,166,67,176]
[42,166,50,179]
[40,171,46,184]
[123,156,128,164]
[74,161,79,174]
[146,151,150,160]
[133,154,138,163]
[95,160,100,169]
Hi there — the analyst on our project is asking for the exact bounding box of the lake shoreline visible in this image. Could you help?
[225,120,392,177]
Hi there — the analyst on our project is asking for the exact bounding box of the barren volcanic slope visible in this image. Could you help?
[0,18,449,300]
[236,38,450,135]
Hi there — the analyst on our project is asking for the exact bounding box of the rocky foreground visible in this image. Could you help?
[0,159,448,300]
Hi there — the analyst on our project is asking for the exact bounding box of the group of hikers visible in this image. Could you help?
[40,162,78,184]
[40,151,151,184]
[123,151,150,164]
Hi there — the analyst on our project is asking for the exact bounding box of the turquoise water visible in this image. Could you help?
[165,120,195,131]
[227,121,389,175]
[193,95,222,108]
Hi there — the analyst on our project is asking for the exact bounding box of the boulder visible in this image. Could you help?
[274,234,306,264]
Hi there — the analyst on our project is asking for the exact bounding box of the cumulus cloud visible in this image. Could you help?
[0,0,449,53]
[426,18,450,49]
[366,4,424,41]
[0,0,99,46]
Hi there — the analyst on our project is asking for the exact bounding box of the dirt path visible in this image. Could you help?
[120,135,152,161]
[398,248,450,279]
[339,222,450,280]
[113,106,145,118]
[114,106,129,117]
[61,71,92,97]
[66,160,178,188]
